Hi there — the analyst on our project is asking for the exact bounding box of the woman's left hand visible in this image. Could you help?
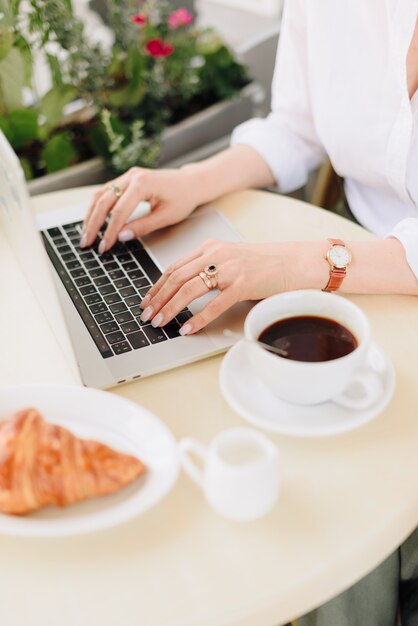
[138,239,307,335]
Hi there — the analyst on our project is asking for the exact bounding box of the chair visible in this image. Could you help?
[309,159,341,210]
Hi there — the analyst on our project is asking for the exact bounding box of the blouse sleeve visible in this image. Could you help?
[230,0,326,193]
[388,218,418,279]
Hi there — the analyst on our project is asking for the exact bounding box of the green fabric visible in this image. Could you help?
[297,527,418,626]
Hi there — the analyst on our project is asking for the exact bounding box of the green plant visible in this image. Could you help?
[100,109,160,172]
[104,1,248,125]
[0,0,84,177]
[27,0,109,102]
[0,0,249,178]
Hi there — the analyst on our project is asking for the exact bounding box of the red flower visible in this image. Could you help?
[131,14,147,25]
[145,38,175,58]
[168,7,194,29]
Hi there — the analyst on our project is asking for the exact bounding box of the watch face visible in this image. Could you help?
[328,245,351,268]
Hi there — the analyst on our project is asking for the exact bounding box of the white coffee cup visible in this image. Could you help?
[244,290,382,407]
[179,427,280,522]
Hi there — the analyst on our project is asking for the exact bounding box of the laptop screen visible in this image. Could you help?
[0,131,28,218]
[0,130,81,381]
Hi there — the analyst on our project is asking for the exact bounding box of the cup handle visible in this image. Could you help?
[333,369,383,410]
[178,438,207,488]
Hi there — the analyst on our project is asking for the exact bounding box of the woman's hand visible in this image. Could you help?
[138,239,312,335]
[81,166,201,253]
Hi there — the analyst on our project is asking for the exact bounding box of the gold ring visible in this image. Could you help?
[107,184,122,198]
[204,264,218,277]
[209,275,218,288]
[204,264,218,288]
[199,271,213,290]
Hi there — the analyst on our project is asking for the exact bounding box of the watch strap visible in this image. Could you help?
[323,238,347,292]
[328,238,344,246]
[323,267,346,292]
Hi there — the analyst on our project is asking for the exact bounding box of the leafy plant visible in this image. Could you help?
[99,109,161,172]
[27,0,110,101]
[0,0,85,177]
[0,6,35,176]
[1,0,249,178]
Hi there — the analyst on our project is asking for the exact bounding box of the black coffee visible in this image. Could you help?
[258,315,358,362]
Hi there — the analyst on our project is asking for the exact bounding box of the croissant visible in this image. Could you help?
[0,408,146,515]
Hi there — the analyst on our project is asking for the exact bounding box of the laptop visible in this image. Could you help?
[0,131,251,388]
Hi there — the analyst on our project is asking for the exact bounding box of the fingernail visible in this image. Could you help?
[151,313,163,328]
[140,294,151,309]
[98,239,107,254]
[179,323,192,336]
[80,233,88,248]
[118,229,135,242]
[140,306,153,322]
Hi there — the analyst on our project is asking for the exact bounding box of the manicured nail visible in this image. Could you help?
[140,306,153,322]
[179,323,192,336]
[151,313,163,328]
[98,239,107,254]
[79,233,88,248]
[118,229,134,242]
[140,294,151,309]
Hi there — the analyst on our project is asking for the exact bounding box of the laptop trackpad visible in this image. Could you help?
[143,207,242,271]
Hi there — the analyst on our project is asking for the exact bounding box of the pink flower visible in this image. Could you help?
[168,8,194,29]
[145,38,175,58]
[131,14,147,25]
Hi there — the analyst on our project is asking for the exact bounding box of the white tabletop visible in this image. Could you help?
[1,187,417,626]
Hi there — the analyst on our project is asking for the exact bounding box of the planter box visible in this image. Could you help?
[28,82,263,196]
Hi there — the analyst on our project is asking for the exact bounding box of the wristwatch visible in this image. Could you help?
[323,238,352,292]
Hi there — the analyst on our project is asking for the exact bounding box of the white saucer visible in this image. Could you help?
[219,341,395,438]
[0,385,179,536]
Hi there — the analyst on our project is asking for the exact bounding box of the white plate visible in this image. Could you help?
[220,341,395,437]
[0,384,179,536]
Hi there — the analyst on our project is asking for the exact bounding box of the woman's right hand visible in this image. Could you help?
[81,166,202,254]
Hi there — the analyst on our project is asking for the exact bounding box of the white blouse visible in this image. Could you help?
[231,0,418,278]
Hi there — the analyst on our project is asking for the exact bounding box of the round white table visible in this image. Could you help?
[0,187,417,626]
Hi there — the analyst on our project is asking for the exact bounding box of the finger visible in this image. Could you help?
[117,206,176,243]
[81,187,117,247]
[142,256,213,316]
[142,276,210,327]
[101,181,151,252]
[126,201,152,223]
[119,197,216,242]
[82,179,129,247]
[140,246,208,309]
[178,288,238,335]
[83,173,128,233]
[140,238,220,309]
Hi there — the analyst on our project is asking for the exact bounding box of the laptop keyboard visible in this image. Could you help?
[41,221,192,359]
